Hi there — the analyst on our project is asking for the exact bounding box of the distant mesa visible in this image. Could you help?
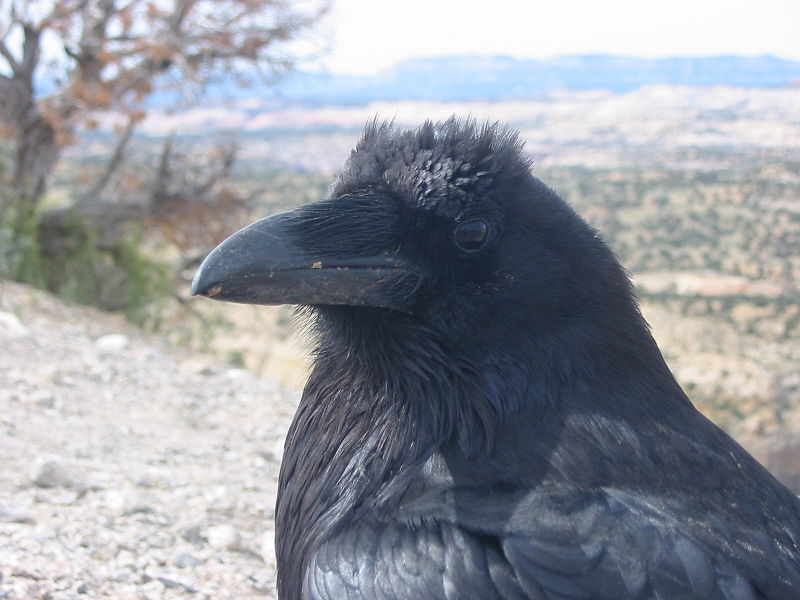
[178,54,800,107]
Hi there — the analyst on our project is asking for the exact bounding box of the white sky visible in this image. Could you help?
[319,0,800,74]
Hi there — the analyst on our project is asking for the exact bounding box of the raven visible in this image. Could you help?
[192,119,800,599]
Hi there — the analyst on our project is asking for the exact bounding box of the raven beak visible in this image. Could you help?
[191,209,417,312]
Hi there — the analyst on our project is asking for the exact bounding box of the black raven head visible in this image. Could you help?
[193,118,641,358]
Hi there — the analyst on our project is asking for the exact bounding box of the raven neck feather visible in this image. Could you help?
[275,309,535,598]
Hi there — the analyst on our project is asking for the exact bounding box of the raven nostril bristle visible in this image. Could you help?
[205,284,222,297]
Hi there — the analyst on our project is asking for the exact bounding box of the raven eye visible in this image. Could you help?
[454,219,489,252]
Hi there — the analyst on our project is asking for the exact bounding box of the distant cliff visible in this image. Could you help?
[192,54,800,106]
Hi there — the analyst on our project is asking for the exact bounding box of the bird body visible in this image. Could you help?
[193,119,800,599]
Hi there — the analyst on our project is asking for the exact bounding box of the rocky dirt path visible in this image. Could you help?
[0,282,298,600]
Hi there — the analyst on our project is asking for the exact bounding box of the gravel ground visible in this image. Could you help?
[0,281,298,600]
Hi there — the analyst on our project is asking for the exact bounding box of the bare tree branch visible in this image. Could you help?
[0,42,19,74]
[84,114,137,199]
[153,134,174,207]
[18,24,41,79]
[168,0,194,34]
[0,17,21,74]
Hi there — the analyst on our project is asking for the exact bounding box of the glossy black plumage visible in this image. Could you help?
[193,119,800,599]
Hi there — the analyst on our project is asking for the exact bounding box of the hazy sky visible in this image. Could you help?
[320,0,800,74]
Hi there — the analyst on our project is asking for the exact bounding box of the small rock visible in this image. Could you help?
[157,575,196,592]
[177,520,204,543]
[206,485,236,514]
[180,359,218,376]
[122,504,156,517]
[33,488,81,505]
[114,549,137,569]
[0,311,30,338]
[95,333,130,353]
[139,579,166,600]
[32,525,57,541]
[172,552,202,568]
[0,503,35,524]
[133,472,164,488]
[206,524,241,550]
[248,571,274,593]
[104,489,128,512]
[12,568,44,580]
[224,368,253,380]
[54,373,78,387]
[31,390,57,408]
[105,489,148,514]
[31,456,81,489]
[256,446,281,464]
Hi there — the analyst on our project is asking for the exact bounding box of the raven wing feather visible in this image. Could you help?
[303,518,530,599]
[301,484,792,599]
[499,488,767,600]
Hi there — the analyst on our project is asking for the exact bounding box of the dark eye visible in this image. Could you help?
[454,219,489,252]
